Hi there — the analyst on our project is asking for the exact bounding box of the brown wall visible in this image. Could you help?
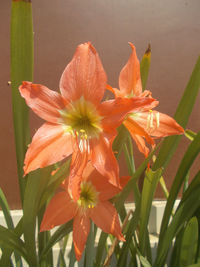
[1,0,200,209]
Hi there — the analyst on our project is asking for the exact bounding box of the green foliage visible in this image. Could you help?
[5,2,200,264]
[10,0,34,203]
[179,217,198,267]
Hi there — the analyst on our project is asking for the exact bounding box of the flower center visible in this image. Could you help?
[60,97,102,139]
[77,181,98,209]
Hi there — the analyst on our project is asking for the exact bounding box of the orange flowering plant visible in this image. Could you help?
[1,1,200,267]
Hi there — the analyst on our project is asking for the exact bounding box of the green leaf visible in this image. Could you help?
[182,171,200,203]
[57,250,67,267]
[154,130,200,267]
[57,235,69,267]
[169,227,184,267]
[0,219,24,267]
[113,124,130,159]
[68,243,77,267]
[94,232,108,267]
[0,188,23,266]
[139,255,151,267]
[40,221,73,261]
[158,131,200,242]
[116,145,159,210]
[11,0,34,203]
[153,55,200,171]
[140,44,151,91]
[179,217,198,267]
[38,207,53,267]
[0,188,14,230]
[117,208,140,266]
[39,160,71,209]
[154,184,200,267]
[0,225,28,262]
[188,263,200,267]
[23,166,54,267]
[85,222,95,267]
[159,176,169,198]
[139,168,162,256]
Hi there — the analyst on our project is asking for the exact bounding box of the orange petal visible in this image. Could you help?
[119,176,131,189]
[73,212,90,261]
[19,81,66,123]
[40,191,77,231]
[123,117,154,145]
[60,42,107,105]
[106,84,125,98]
[68,145,89,201]
[90,201,125,241]
[24,123,74,175]
[90,134,120,188]
[82,163,121,201]
[131,134,150,157]
[100,97,158,131]
[119,43,142,97]
[134,111,184,137]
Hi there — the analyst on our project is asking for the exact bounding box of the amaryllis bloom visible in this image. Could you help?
[19,42,156,199]
[107,43,184,156]
[40,162,128,261]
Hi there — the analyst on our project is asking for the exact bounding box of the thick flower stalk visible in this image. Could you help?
[107,43,184,156]
[40,162,129,261]
[19,42,156,199]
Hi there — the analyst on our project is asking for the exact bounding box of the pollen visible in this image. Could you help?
[77,181,98,209]
[60,97,102,139]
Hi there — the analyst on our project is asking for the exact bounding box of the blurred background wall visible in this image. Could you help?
[1,0,200,209]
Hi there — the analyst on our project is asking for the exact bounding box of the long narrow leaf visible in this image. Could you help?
[0,189,14,229]
[0,225,28,262]
[117,208,140,266]
[40,221,73,261]
[153,55,200,171]
[85,222,95,267]
[116,145,159,210]
[94,232,108,267]
[39,160,71,209]
[158,131,200,243]
[23,166,54,267]
[10,0,34,203]
[139,168,162,257]
[0,189,23,266]
[154,183,200,267]
[179,217,198,267]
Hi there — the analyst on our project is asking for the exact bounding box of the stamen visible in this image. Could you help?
[79,138,84,152]
[60,97,102,139]
[150,111,154,128]
[156,112,160,128]
[77,181,98,210]
[147,113,151,129]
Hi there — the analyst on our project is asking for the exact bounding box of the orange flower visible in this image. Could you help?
[107,43,184,157]
[19,42,156,199]
[40,162,128,261]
